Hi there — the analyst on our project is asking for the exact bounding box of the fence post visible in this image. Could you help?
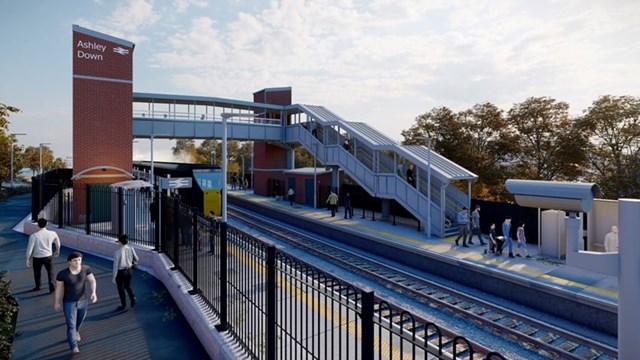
[31,178,38,222]
[266,245,277,360]
[153,192,160,252]
[215,222,229,332]
[85,184,91,235]
[117,187,124,236]
[361,290,374,360]
[189,207,199,295]
[171,198,180,271]
[57,184,64,228]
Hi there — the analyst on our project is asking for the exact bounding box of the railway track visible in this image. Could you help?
[229,206,618,360]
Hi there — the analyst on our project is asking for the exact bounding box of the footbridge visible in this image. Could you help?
[132,93,477,237]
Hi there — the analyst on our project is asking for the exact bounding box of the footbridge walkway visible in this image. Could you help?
[132,93,477,237]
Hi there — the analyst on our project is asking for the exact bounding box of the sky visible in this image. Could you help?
[2,0,639,164]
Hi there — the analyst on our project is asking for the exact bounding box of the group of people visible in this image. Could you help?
[25,218,138,355]
[453,206,531,259]
[230,173,249,190]
[324,189,353,218]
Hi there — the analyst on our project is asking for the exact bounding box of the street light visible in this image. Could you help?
[211,148,216,166]
[313,142,318,208]
[220,113,258,222]
[9,133,26,188]
[38,142,51,214]
[150,136,155,186]
[39,142,51,176]
[417,136,432,237]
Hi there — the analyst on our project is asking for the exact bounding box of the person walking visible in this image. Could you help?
[604,225,619,252]
[469,205,487,246]
[287,186,295,206]
[454,207,470,247]
[406,164,416,187]
[54,252,98,355]
[326,190,339,217]
[25,218,61,293]
[516,222,532,258]
[487,223,503,255]
[502,216,515,258]
[343,192,353,219]
[112,234,139,311]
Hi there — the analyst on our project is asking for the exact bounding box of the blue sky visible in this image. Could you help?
[2,0,639,164]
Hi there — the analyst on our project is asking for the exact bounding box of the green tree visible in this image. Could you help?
[172,139,197,162]
[22,145,62,176]
[0,103,21,184]
[401,105,518,200]
[457,103,517,199]
[580,95,640,198]
[506,97,588,181]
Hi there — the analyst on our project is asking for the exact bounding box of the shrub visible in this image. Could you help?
[0,271,18,359]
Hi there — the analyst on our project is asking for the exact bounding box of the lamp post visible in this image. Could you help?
[220,113,258,222]
[150,136,154,186]
[313,142,318,209]
[417,136,432,237]
[211,148,216,166]
[9,133,26,188]
[39,142,51,176]
[241,156,245,189]
[38,142,51,214]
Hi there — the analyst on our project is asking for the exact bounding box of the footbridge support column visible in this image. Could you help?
[619,199,640,360]
[381,199,390,219]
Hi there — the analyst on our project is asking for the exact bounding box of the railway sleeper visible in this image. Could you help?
[570,345,601,360]
[553,338,579,353]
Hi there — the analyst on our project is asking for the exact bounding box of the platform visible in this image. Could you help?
[229,190,618,333]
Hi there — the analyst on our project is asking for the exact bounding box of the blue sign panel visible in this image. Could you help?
[193,169,223,190]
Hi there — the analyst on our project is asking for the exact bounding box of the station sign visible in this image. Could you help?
[159,177,193,190]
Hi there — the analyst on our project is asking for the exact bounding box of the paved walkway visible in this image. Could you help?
[1,194,208,360]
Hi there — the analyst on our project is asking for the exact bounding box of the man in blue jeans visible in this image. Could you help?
[502,216,515,258]
[54,252,98,355]
[454,207,470,247]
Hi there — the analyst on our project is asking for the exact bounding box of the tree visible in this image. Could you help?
[401,105,518,200]
[172,139,197,162]
[506,97,588,181]
[0,102,21,184]
[580,95,640,198]
[22,145,62,176]
[457,103,517,199]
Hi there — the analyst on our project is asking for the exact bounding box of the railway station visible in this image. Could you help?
[6,24,637,359]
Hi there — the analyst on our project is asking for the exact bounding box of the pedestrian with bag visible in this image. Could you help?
[326,190,339,217]
[112,234,139,311]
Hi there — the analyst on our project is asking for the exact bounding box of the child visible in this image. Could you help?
[488,223,503,255]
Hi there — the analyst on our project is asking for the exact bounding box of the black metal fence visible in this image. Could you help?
[37,184,506,359]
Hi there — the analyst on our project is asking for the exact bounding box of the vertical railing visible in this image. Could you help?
[85,184,91,235]
[50,187,506,359]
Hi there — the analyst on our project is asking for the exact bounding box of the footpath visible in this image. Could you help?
[0,194,208,360]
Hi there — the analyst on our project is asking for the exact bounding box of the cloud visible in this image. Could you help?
[76,0,160,42]
[134,0,640,136]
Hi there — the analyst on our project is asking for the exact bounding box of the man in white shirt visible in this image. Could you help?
[604,225,619,252]
[25,218,61,292]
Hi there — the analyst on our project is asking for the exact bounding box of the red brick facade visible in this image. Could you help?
[72,26,134,185]
[252,88,292,197]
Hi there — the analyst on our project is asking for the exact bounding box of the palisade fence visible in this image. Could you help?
[37,182,505,360]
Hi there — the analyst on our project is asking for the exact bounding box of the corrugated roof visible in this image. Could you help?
[403,145,478,181]
[299,105,347,123]
[343,122,398,146]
